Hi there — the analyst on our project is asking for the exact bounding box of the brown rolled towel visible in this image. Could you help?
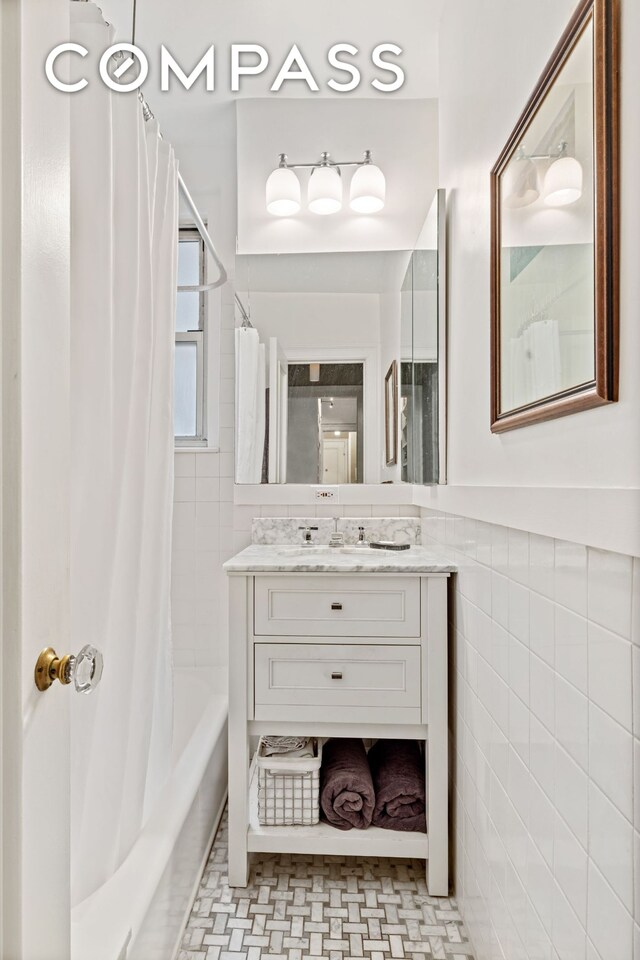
[368,739,426,832]
[319,738,375,830]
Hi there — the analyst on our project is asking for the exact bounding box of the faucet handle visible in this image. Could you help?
[298,525,319,543]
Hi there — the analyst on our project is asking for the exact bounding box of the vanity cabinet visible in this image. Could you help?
[227,563,451,896]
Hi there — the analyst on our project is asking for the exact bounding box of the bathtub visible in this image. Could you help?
[71,669,228,960]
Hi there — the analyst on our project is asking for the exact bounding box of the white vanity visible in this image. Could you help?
[225,541,455,895]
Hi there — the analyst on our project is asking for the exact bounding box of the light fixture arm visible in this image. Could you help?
[277,149,376,171]
[517,140,569,163]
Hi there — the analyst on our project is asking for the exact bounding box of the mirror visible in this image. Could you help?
[400,190,445,484]
[490,0,618,431]
[234,193,447,485]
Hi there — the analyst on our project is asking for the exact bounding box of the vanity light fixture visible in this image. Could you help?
[502,155,540,209]
[542,154,583,207]
[265,150,386,216]
[308,156,342,215]
[309,362,320,382]
[503,141,583,209]
[266,155,301,216]
[350,151,386,213]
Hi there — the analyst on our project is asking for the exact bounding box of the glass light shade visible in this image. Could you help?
[349,163,386,213]
[309,362,320,382]
[266,166,301,216]
[308,165,342,215]
[542,156,583,207]
[502,156,540,209]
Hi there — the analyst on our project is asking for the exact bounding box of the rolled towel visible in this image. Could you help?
[368,739,426,832]
[319,738,375,830]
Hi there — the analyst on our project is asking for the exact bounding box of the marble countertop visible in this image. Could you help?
[223,544,456,574]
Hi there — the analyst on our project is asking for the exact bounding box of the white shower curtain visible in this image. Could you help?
[69,3,177,907]
[235,328,266,483]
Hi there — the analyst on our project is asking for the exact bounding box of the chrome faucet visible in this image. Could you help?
[328,517,344,548]
[356,526,369,547]
[298,525,318,546]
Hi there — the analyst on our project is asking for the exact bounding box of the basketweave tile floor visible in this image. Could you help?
[179,809,474,960]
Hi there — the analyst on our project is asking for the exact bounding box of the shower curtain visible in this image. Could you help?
[69,3,178,907]
[235,327,267,483]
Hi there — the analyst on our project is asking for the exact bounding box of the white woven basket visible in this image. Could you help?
[256,738,322,826]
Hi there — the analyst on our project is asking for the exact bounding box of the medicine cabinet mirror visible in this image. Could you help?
[490,0,618,431]
[234,189,447,485]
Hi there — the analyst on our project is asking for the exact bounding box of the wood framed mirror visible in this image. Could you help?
[490,0,619,432]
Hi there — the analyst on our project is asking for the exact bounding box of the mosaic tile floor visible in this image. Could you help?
[179,810,474,960]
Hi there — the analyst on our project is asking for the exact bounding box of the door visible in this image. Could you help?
[1,0,72,957]
[322,439,349,484]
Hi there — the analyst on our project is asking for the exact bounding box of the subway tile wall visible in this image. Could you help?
[421,507,640,960]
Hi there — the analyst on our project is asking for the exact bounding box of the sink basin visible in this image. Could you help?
[340,546,396,555]
[274,545,333,556]
[273,544,410,558]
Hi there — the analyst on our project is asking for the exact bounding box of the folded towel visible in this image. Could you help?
[368,739,426,832]
[261,736,313,757]
[319,738,375,830]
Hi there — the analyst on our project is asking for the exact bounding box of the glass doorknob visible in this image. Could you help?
[34,644,104,693]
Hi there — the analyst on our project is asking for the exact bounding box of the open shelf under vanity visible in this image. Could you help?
[246,754,430,859]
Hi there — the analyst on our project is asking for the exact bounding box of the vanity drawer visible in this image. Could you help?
[253,642,422,723]
[253,575,421,638]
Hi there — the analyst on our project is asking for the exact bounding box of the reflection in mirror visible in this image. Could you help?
[401,191,444,484]
[234,191,447,485]
[491,0,618,430]
[287,363,363,484]
[500,22,594,411]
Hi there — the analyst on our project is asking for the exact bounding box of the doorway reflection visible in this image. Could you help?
[286,362,363,484]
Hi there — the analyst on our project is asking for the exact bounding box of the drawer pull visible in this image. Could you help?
[331,671,343,680]
[331,602,343,611]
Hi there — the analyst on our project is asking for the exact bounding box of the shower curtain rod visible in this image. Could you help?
[69,0,250,316]
[140,93,251,322]
[137,93,228,292]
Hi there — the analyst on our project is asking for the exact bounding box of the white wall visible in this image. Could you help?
[423,508,640,960]
[240,291,380,350]
[432,3,640,959]
[236,98,439,255]
[438,0,640,491]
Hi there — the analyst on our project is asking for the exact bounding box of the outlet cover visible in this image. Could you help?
[313,487,339,502]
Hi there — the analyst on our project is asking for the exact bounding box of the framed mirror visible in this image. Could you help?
[490,0,618,432]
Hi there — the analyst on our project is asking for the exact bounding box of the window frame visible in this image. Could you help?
[175,226,207,446]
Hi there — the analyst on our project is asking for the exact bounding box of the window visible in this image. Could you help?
[175,228,206,443]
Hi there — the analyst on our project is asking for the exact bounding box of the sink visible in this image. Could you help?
[273,544,410,558]
[274,545,333,556]
[340,546,396,555]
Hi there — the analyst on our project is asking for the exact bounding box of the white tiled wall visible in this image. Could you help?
[421,507,640,960]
